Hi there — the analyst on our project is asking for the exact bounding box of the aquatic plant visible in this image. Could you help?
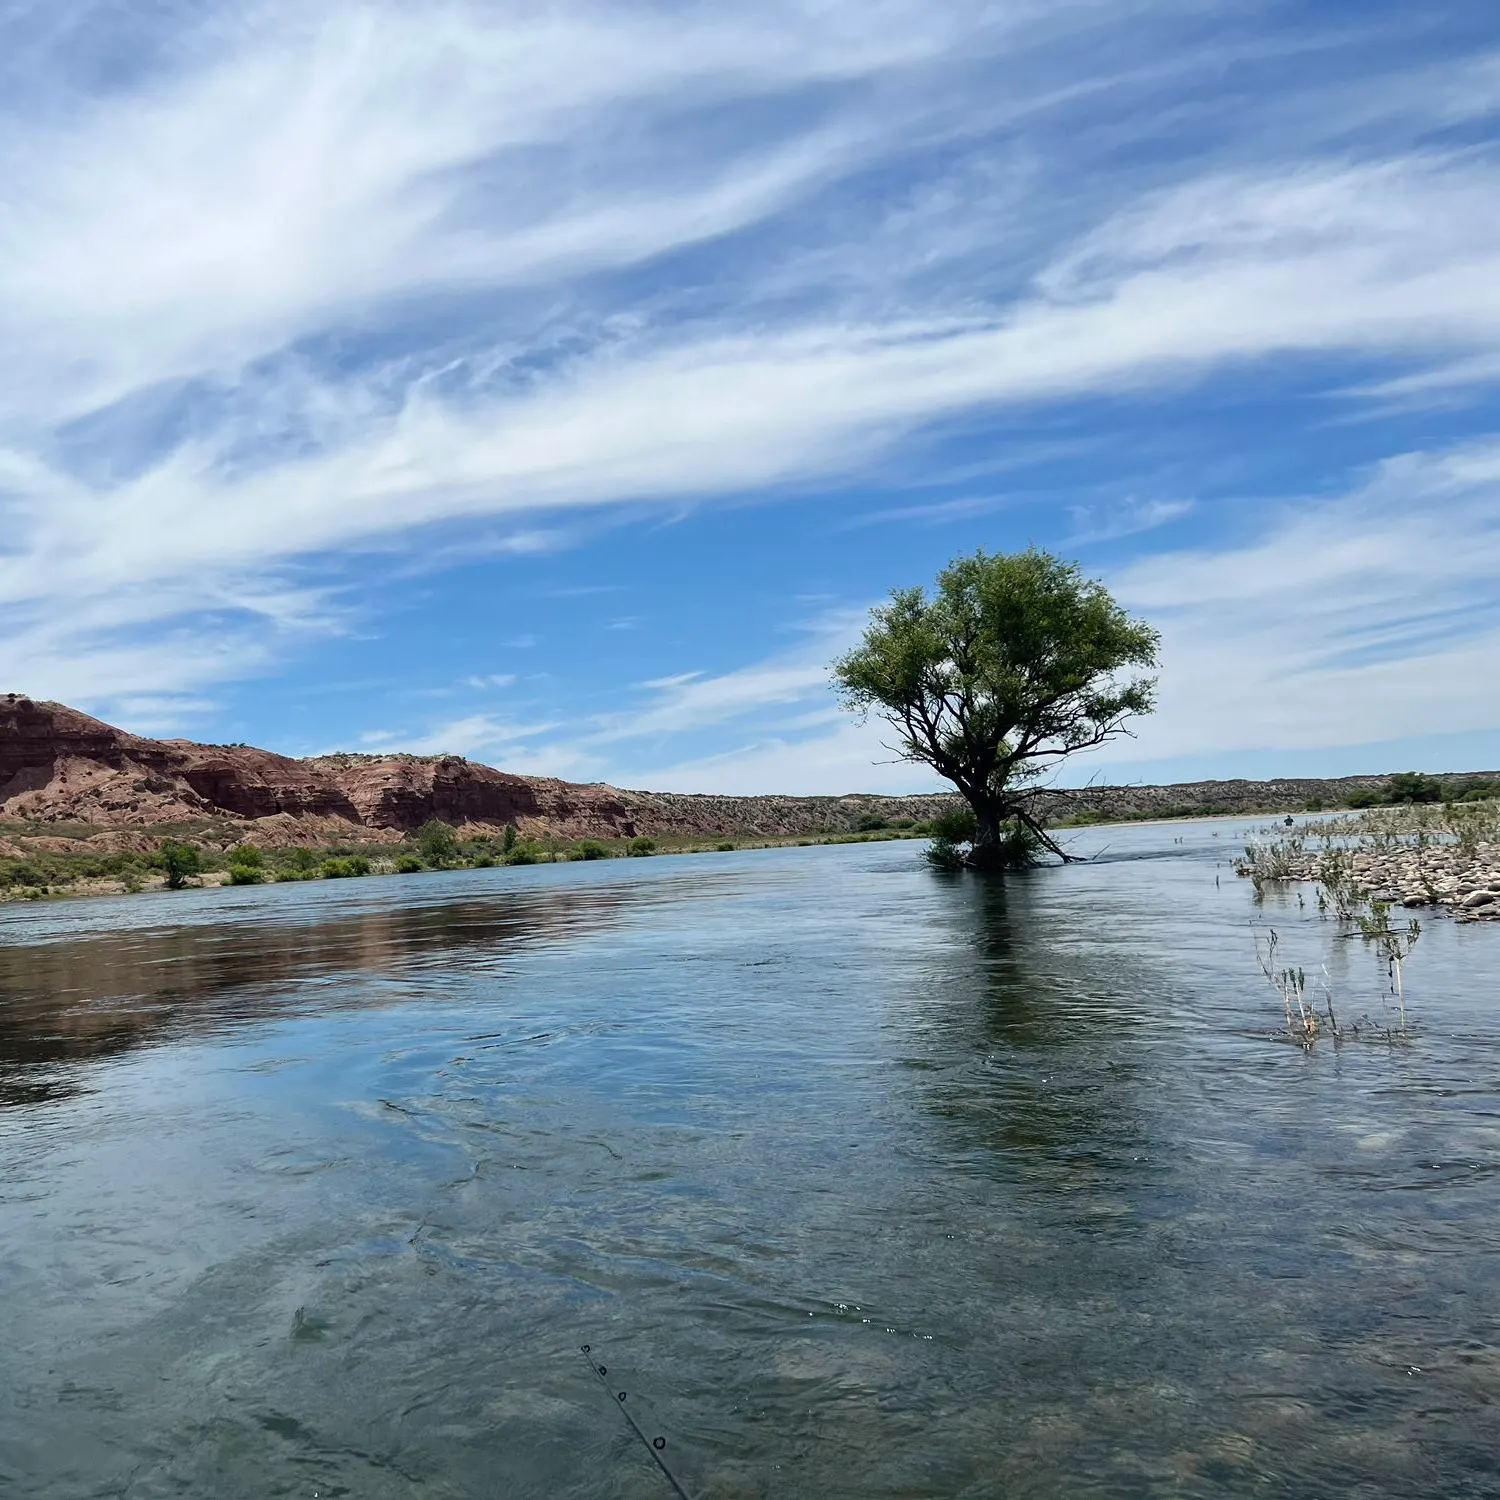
[1354,900,1419,1034]
[1315,849,1359,921]
[1254,889,1419,1047]
[1256,928,1328,1048]
[1234,833,1307,902]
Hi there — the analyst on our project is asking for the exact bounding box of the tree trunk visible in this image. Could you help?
[965,799,1017,871]
[963,794,1075,869]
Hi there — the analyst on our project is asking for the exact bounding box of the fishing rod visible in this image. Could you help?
[580,1344,698,1500]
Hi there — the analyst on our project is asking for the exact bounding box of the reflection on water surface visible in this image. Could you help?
[1,829,1498,1497]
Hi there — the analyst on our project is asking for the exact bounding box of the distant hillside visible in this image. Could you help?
[1,693,1491,854]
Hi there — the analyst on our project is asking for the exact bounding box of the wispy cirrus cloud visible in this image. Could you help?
[1091,440,1500,765]
[2,0,1498,781]
[445,436,1500,792]
[1066,497,1194,546]
[360,608,866,779]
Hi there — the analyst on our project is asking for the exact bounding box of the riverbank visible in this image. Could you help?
[1237,803,1500,923]
[7,698,1499,862]
[0,825,931,905]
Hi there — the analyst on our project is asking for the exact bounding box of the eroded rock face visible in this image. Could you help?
[0,696,357,826]
[0,697,957,843]
[309,754,552,832]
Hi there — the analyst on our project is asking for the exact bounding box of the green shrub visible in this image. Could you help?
[575,839,610,860]
[1345,788,1382,809]
[925,838,968,871]
[505,846,539,866]
[227,864,264,885]
[928,807,977,843]
[418,820,459,866]
[321,856,371,879]
[1387,771,1444,804]
[158,841,202,890]
[716,841,736,852]
[289,847,319,873]
[394,854,425,873]
[1058,808,1107,827]
[921,807,1039,871]
[502,823,518,854]
[855,813,890,832]
[228,843,263,868]
[627,836,657,856]
[472,853,495,868]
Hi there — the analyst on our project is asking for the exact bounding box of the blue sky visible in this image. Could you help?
[2,0,1499,793]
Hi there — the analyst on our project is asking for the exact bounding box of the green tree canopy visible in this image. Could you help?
[834,548,1159,869]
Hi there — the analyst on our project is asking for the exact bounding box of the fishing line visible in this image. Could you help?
[580,1344,697,1500]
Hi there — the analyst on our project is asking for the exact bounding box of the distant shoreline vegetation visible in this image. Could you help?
[3,778,1495,905]
[0,817,933,903]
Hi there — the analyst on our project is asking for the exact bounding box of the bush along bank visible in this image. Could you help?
[0,820,933,903]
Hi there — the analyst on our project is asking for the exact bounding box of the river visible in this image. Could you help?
[2,820,1498,1497]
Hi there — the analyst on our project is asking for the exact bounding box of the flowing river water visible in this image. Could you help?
[2,820,1498,1498]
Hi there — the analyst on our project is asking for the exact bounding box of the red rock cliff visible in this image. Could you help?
[0,696,952,841]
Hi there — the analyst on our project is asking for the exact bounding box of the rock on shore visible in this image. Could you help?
[1281,841,1500,923]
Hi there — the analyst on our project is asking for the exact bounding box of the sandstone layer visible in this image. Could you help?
[0,695,960,847]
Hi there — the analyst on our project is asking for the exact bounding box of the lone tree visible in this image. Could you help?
[834,548,1159,870]
[158,840,203,889]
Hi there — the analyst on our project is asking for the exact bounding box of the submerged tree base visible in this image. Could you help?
[926,814,1050,871]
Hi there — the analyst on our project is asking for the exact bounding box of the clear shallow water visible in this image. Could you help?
[2,822,1498,1499]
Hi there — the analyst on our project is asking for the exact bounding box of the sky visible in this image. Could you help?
[2,0,1499,795]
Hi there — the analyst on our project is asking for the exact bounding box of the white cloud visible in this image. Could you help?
[4,1,1500,775]
[1093,440,1500,764]
[362,609,868,781]
[13,149,1500,633]
[1336,352,1500,410]
[593,663,836,743]
[624,717,946,796]
[499,437,1500,792]
[363,713,563,758]
[1066,497,1194,545]
[0,0,1014,423]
